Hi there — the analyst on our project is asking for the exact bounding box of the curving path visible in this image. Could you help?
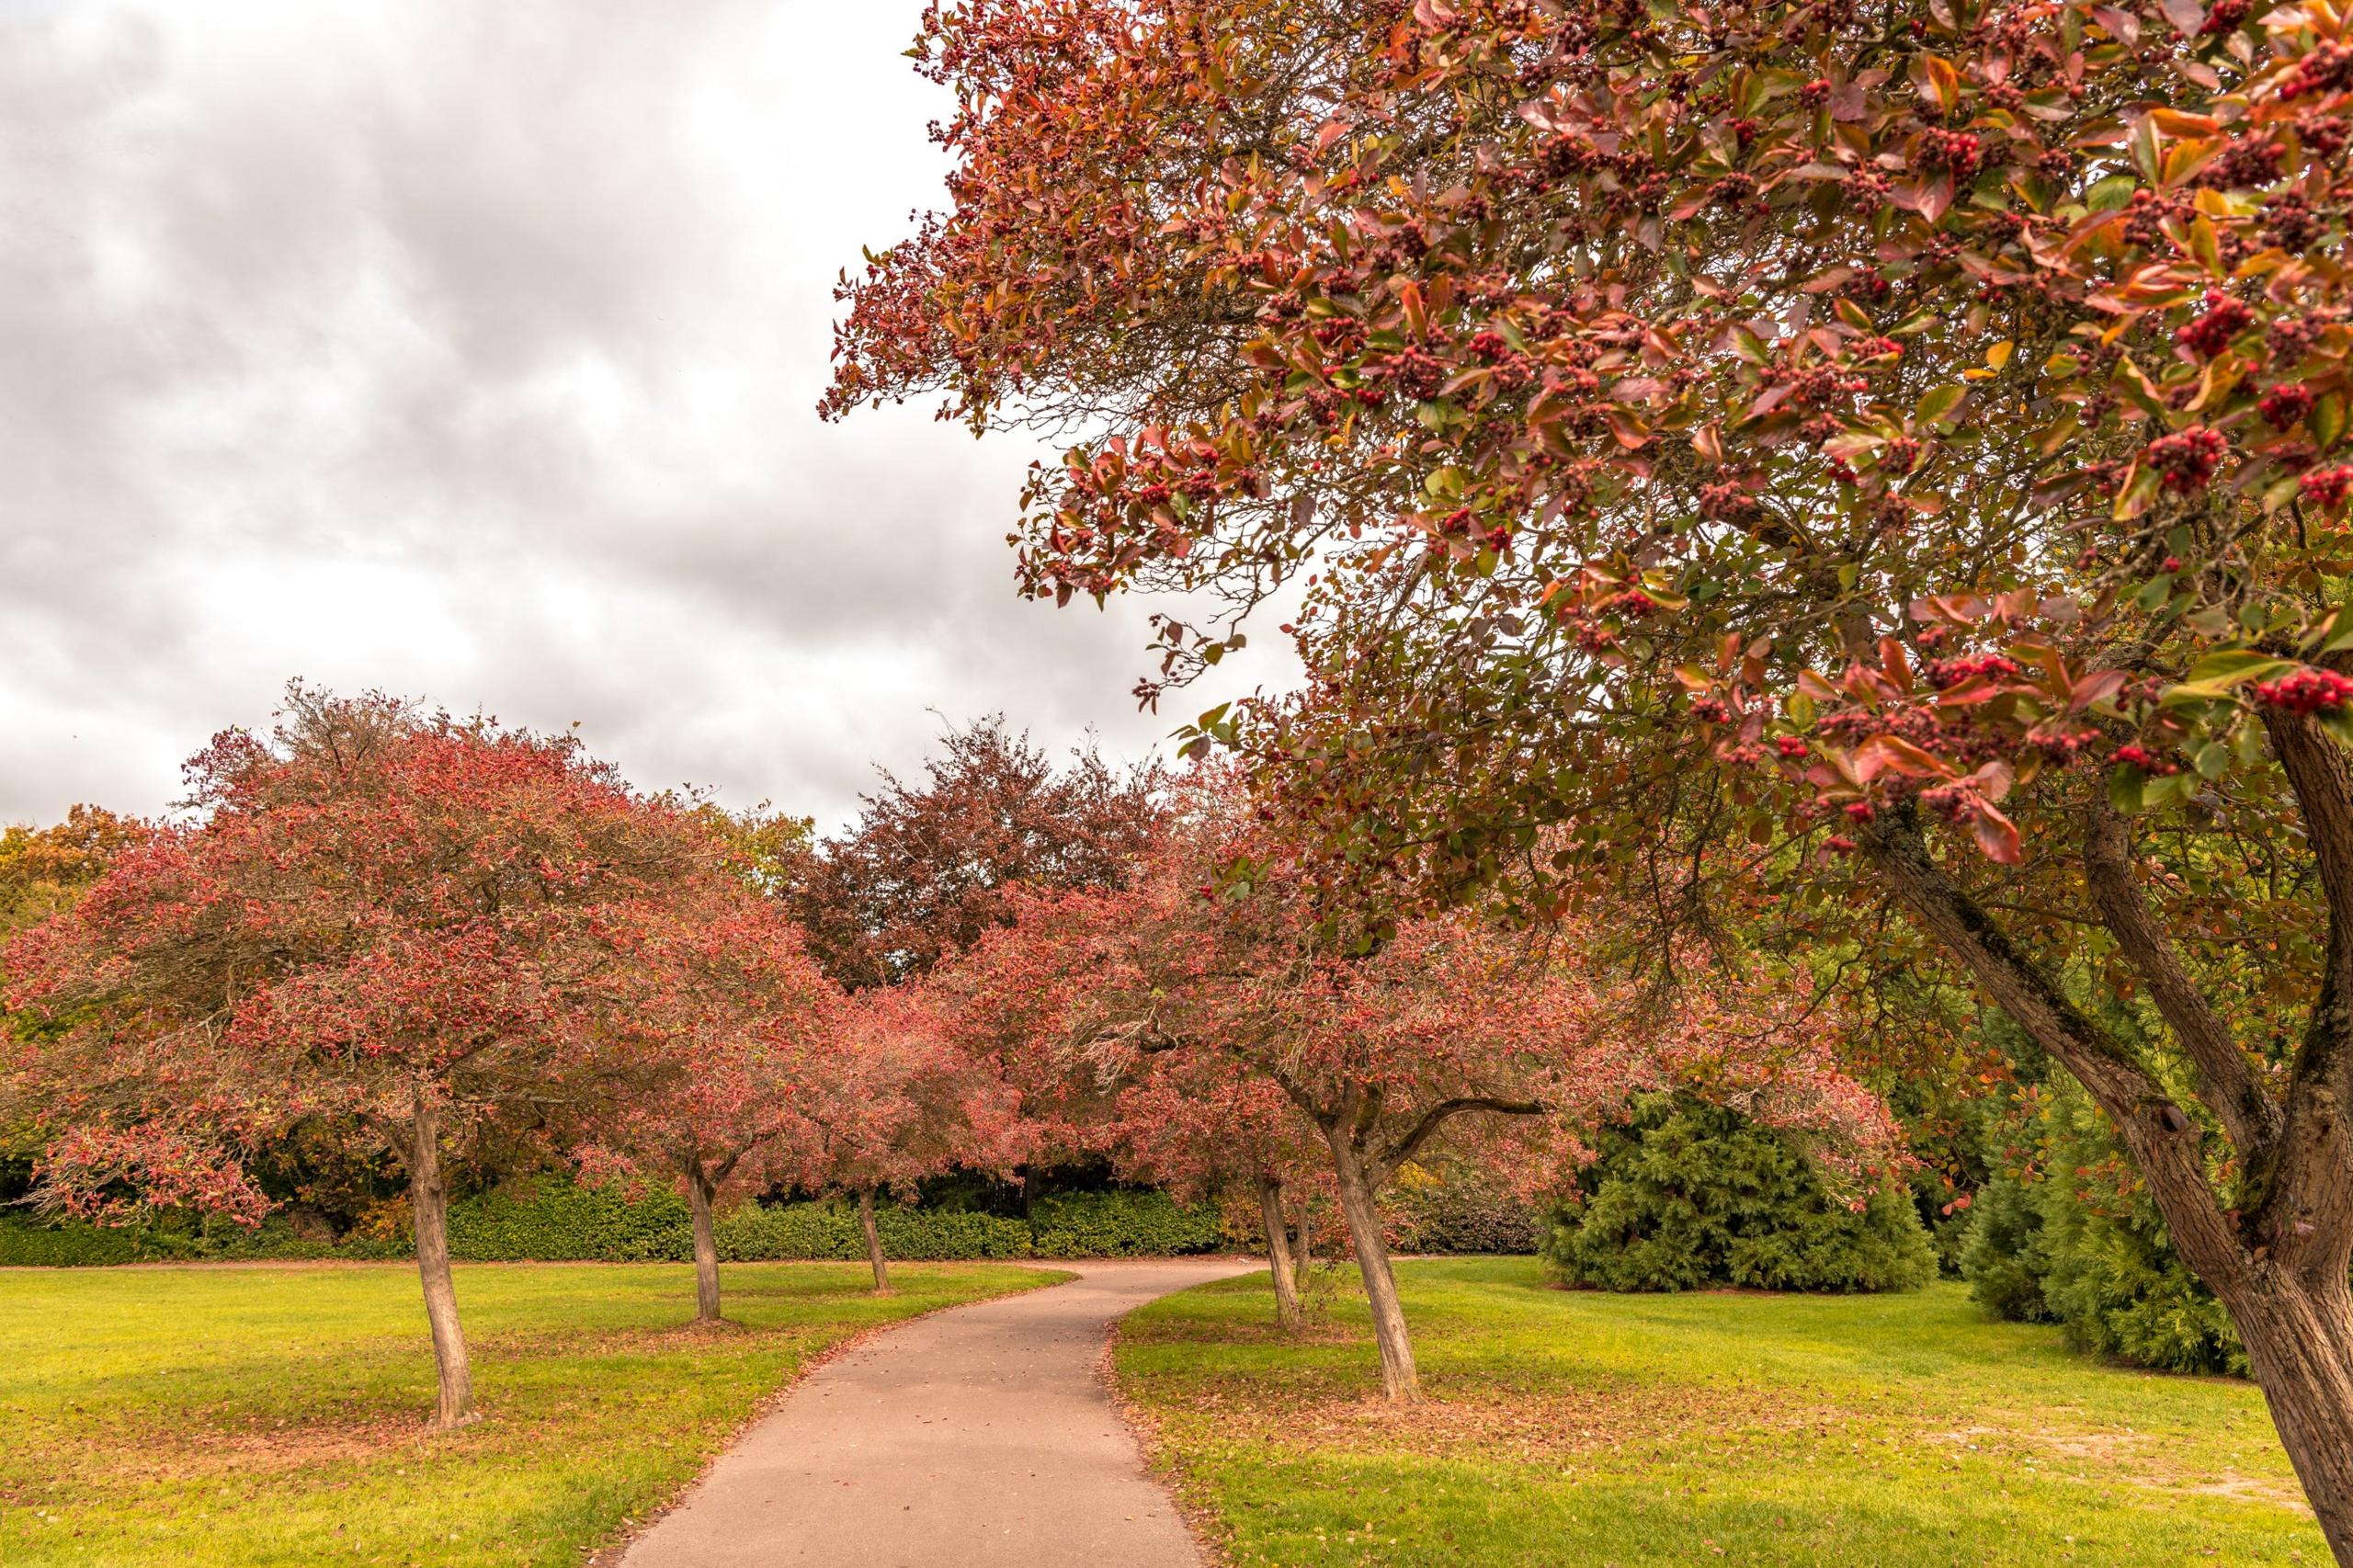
[617,1256,1256,1568]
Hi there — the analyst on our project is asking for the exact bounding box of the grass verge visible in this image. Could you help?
[1114,1257,2330,1567]
[0,1259,1060,1566]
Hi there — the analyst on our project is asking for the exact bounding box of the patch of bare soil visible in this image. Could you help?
[1927,1422,2312,1514]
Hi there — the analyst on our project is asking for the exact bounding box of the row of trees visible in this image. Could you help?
[824,0,2353,1556]
[0,689,1906,1424]
[0,694,1033,1426]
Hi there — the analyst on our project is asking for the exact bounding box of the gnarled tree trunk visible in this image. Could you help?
[1868,799,2353,1564]
[858,1187,892,1293]
[404,1094,474,1429]
[2230,1268,2353,1561]
[1257,1176,1303,1332]
[686,1165,722,1324]
[1324,1128,1417,1402]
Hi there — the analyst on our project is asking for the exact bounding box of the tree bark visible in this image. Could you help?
[687,1167,722,1324]
[858,1187,892,1294]
[2232,1269,2353,1563]
[404,1095,474,1429]
[1866,802,2353,1563]
[1324,1126,1418,1402]
[1291,1202,1313,1297]
[1258,1176,1304,1332]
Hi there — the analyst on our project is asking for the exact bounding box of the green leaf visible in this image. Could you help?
[2086,173,2139,211]
[2109,765,2147,814]
[2317,393,2346,454]
[1915,385,1966,427]
[2194,741,2229,778]
[2185,649,2294,687]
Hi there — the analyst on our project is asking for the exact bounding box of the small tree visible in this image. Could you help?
[799,983,1024,1293]
[957,777,1905,1400]
[2,688,713,1426]
[582,899,842,1324]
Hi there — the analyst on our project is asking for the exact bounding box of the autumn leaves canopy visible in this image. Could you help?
[0,693,1899,1421]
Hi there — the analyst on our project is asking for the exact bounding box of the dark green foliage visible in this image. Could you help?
[449,1178,698,1263]
[1958,1164,2051,1325]
[1383,1167,1541,1255]
[718,1200,1035,1261]
[0,1211,370,1267]
[1027,1190,1223,1256]
[1961,1087,2245,1376]
[0,1179,1220,1267]
[1544,1095,1937,1294]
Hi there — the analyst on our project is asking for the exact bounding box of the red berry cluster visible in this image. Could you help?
[1927,653,2021,688]
[1698,480,1759,521]
[2145,426,2227,492]
[1920,130,1983,180]
[2175,290,2254,358]
[2302,465,2353,507]
[1688,695,1731,723]
[2283,40,2353,101]
[1608,588,1661,617]
[2262,382,2316,429]
[2111,744,2181,775]
[2200,0,2254,33]
[1800,78,1832,108]
[1468,330,1511,363]
[2253,667,2353,713]
[1775,735,1810,758]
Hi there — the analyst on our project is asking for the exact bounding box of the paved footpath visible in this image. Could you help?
[618,1256,1256,1568]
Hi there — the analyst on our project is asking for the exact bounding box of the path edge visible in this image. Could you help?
[1098,1265,1263,1568]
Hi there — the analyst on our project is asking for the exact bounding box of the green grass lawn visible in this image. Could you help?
[0,1259,1058,1567]
[1115,1258,2331,1567]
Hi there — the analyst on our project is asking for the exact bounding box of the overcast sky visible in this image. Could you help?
[0,0,1287,831]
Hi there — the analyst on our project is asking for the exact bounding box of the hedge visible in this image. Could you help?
[1544,1094,1938,1294]
[0,1182,1222,1267]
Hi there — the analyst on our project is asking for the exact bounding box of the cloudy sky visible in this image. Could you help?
[0,0,1286,831]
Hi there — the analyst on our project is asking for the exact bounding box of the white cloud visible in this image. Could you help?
[0,0,1293,829]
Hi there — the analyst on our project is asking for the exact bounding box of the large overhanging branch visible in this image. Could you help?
[1377,1095,1544,1186]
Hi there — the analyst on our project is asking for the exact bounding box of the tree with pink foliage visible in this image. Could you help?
[1,687,718,1427]
[796,982,1025,1294]
[580,897,843,1324]
[958,775,1908,1401]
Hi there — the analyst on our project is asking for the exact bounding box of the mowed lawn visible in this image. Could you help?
[0,1260,1058,1567]
[1116,1258,2331,1567]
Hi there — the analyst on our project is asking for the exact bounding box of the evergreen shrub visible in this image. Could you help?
[1544,1094,1936,1293]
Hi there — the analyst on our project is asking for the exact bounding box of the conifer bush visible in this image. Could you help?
[1546,1096,1935,1294]
[1963,1088,2245,1376]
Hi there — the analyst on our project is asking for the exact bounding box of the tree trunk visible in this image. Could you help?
[858,1187,892,1294]
[2222,1269,2353,1565]
[1324,1129,1418,1402]
[404,1096,474,1429]
[1257,1176,1304,1332]
[1867,803,2353,1563]
[1292,1204,1313,1297]
[687,1168,722,1324]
